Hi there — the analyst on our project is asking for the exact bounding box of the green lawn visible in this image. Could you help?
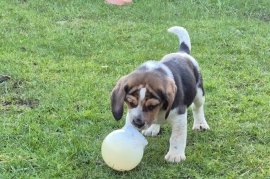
[0,0,270,178]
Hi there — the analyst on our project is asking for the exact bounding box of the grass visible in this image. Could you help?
[0,0,270,178]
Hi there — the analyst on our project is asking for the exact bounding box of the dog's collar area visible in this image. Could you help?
[161,63,174,80]
[138,61,174,80]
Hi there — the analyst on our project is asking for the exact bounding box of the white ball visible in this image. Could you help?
[101,125,148,171]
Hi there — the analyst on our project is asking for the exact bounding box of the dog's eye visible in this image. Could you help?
[129,102,136,108]
[147,105,156,111]
[126,97,137,108]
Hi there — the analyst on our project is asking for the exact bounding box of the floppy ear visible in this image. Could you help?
[110,76,128,121]
[164,78,177,119]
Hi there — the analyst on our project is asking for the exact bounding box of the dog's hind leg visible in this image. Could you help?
[192,88,210,130]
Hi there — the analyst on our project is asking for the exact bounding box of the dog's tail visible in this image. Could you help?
[168,26,191,54]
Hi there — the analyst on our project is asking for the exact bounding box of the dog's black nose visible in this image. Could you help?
[132,118,145,128]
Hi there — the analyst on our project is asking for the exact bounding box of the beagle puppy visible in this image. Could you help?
[110,26,210,163]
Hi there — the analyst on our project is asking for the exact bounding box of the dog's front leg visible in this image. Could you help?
[165,110,187,163]
[142,124,160,137]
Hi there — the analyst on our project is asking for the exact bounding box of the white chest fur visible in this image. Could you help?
[154,109,180,125]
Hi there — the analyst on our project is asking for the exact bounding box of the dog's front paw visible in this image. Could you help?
[192,122,210,131]
[142,124,160,137]
[165,151,186,163]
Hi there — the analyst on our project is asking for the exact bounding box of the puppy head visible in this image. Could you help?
[110,71,177,129]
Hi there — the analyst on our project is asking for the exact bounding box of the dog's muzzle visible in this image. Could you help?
[132,118,145,128]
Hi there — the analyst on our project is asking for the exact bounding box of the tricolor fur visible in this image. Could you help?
[111,26,210,163]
